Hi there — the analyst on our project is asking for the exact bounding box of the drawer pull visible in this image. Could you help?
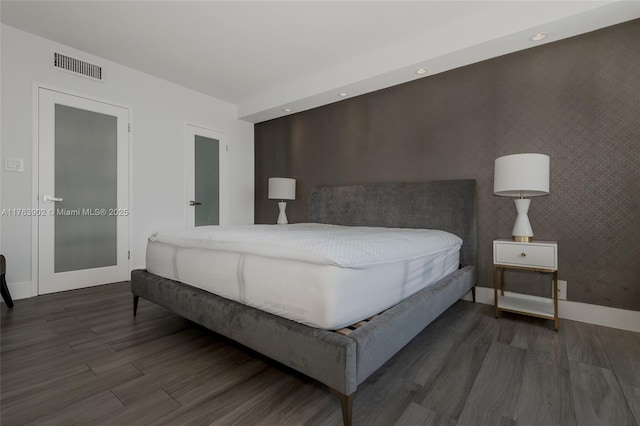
[520,252,527,257]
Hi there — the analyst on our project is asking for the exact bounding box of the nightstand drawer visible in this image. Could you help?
[494,241,557,269]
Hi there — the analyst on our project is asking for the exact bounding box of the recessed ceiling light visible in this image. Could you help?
[415,68,428,75]
[530,33,547,41]
[283,108,292,112]
[339,92,348,97]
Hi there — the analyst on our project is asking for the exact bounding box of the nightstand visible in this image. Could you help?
[493,239,558,330]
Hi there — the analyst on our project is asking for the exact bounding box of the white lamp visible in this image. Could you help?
[494,153,549,242]
[268,177,296,224]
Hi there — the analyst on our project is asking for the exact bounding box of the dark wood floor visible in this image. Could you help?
[1,282,639,426]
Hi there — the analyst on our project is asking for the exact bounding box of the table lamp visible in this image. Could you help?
[494,153,549,242]
[268,177,296,224]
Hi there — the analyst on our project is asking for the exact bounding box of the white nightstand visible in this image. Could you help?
[493,239,559,330]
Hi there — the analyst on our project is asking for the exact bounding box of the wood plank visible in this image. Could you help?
[563,319,611,368]
[456,342,527,426]
[415,313,499,420]
[598,325,640,389]
[1,344,116,392]
[148,368,289,425]
[1,339,75,369]
[87,327,201,374]
[397,331,459,387]
[130,333,225,374]
[1,363,142,424]
[1,367,96,408]
[2,327,105,369]
[102,317,194,352]
[395,302,482,387]
[88,304,170,335]
[497,312,534,349]
[255,381,336,425]
[0,322,59,351]
[110,369,188,406]
[25,390,124,425]
[598,325,640,424]
[166,357,270,405]
[355,376,421,426]
[0,310,55,330]
[296,387,344,426]
[515,359,576,426]
[110,341,248,404]
[67,316,188,352]
[526,318,569,369]
[618,382,640,425]
[394,403,456,426]
[569,360,636,426]
[1,299,73,326]
[208,374,305,425]
[93,390,181,426]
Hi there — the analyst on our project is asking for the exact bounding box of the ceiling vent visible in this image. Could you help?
[50,51,103,81]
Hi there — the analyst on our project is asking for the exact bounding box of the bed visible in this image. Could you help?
[130,179,477,425]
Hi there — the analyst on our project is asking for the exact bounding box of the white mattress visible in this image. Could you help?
[146,224,462,329]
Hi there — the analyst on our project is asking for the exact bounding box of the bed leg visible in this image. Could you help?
[330,388,353,426]
[471,286,476,303]
[133,295,139,317]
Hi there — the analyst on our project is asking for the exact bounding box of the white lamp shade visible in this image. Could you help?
[268,177,296,200]
[494,153,550,197]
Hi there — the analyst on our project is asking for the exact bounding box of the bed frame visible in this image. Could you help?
[131,179,477,425]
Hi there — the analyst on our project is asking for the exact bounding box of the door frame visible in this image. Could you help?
[183,123,229,227]
[31,83,133,297]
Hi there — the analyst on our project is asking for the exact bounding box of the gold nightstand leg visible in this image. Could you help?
[553,271,559,331]
[493,265,499,318]
[500,267,505,296]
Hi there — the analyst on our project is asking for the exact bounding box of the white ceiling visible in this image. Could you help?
[2,1,639,123]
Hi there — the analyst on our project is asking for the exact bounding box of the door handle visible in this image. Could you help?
[189,201,202,206]
[43,195,63,203]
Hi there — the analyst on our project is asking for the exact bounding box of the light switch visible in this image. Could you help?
[4,158,24,172]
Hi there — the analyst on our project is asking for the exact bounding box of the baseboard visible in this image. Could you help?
[463,287,640,333]
[2,281,33,302]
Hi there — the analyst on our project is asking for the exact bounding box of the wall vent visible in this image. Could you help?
[50,51,103,81]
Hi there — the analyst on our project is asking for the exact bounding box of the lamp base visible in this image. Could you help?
[512,198,534,242]
[277,201,288,225]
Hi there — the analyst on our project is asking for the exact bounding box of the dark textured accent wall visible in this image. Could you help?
[255,20,640,311]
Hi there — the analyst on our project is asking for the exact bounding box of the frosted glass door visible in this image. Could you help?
[185,125,228,227]
[194,135,220,226]
[55,105,117,272]
[38,88,129,295]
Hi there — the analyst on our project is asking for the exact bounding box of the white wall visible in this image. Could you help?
[0,24,254,299]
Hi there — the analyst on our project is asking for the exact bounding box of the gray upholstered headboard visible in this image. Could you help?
[309,180,477,266]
